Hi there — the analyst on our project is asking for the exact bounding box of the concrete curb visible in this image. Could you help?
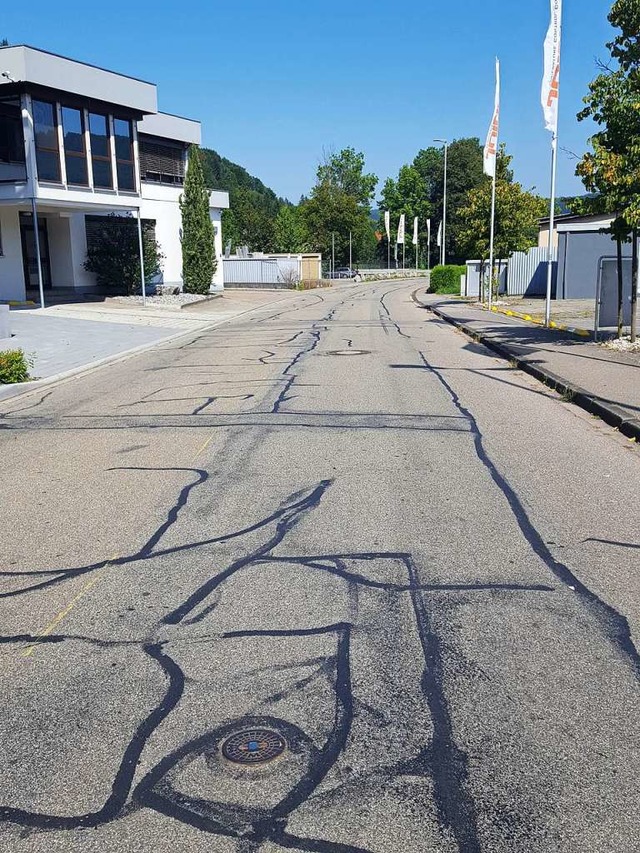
[426,302,640,442]
[0,291,301,406]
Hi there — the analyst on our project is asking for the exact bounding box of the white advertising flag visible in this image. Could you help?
[412,217,419,246]
[437,221,442,248]
[397,214,406,245]
[542,0,562,134]
[427,219,431,244]
[483,58,501,178]
[384,210,391,241]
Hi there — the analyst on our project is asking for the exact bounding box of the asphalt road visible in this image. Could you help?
[1,280,639,853]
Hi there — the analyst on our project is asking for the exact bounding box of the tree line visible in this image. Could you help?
[204,138,548,272]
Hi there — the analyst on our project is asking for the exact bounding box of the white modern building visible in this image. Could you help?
[0,45,229,304]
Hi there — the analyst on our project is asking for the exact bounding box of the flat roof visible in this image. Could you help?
[0,45,157,114]
[0,44,154,86]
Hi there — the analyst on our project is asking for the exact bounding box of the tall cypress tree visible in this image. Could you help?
[180,145,217,294]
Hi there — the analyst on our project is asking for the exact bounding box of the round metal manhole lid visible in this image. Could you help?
[221,728,287,766]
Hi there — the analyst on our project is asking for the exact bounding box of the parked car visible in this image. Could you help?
[331,267,358,279]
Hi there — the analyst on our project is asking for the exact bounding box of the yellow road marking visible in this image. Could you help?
[23,574,103,657]
[22,553,119,657]
[193,433,215,461]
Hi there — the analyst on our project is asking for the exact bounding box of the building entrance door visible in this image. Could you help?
[20,214,52,289]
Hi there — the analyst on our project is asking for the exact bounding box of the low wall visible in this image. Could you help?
[358,269,429,281]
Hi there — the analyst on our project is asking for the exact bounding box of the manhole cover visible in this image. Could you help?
[221,728,287,766]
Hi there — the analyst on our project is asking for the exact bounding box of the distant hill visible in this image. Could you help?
[199,147,287,251]
[200,148,286,213]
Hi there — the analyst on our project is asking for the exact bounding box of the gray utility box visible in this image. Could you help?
[0,305,11,344]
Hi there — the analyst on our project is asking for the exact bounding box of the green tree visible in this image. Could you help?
[273,204,309,253]
[413,138,485,263]
[222,187,275,252]
[301,148,377,268]
[317,147,377,206]
[180,145,217,294]
[457,147,545,299]
[577,1,640,340]
[0,38,9,46]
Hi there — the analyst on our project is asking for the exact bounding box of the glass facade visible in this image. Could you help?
[61,106,88,185]
[33,100,61,183]
[89,113,112,189]
[30,100,140,193]
[114,118,135,191]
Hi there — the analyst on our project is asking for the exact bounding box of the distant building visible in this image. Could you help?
[0,45,229,303]
[223,253,322,288]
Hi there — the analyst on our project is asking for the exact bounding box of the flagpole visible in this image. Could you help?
[545,133,558,326]
[488,170,497,308]
[543,0,562,327]
[485,57,500,310]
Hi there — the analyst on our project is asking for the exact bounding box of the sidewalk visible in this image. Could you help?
[0,289,301,402]
[417,293,640,441]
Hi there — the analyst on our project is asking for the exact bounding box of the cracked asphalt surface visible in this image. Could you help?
[1,280,639,852]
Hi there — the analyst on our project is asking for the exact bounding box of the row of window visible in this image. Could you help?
[33,100,136,191]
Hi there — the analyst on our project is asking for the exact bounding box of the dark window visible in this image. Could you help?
[0,100,25,163]
[89,113,112,189]
[61,106,88,186]
[114,118,135,191]
[33,100,61,183]
[139,135,185,185]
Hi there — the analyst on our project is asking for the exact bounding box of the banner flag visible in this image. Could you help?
[412,217,419,246]
[542,0,562,133]
[427,219,431,244]
[384,210,391,241]
[397,214,406,245]
[484,57,501,178]
[437,221,442,248]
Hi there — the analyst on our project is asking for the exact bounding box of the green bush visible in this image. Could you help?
[0,349,32,384]
[84,214,163,295]
[429,265,466,294]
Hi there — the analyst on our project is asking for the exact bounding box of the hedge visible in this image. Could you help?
[429,265,466,294]
[0,349,32,384]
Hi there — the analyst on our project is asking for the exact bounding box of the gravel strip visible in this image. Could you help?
[111,294,209,308]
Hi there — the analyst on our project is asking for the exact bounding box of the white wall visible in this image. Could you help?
[140,185,183,288]
[0,208,26,302]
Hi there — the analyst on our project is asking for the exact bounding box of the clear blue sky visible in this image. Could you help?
[1,0,614,202]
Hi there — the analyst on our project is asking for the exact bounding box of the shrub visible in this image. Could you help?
[430,265,466,294]
[84,215,163,295]
[0,349,32,384]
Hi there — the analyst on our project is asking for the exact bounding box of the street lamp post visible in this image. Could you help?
[434,139,449,266]
[331,232,335,279]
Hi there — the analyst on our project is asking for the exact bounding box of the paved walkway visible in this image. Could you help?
[489,297,598,334]
[0,289,303,399]
[418,292,640,440]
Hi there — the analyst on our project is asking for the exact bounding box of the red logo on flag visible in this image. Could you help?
[547,63,560,107]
